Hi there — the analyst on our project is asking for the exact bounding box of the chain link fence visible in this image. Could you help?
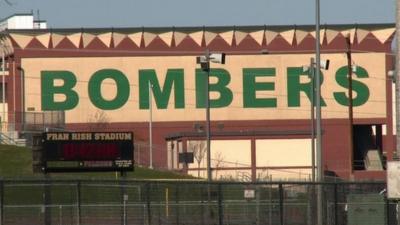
[0,180,396,225]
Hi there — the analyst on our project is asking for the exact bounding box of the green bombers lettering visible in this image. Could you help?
[41,71,79,110]
[243,68,276,108]
[139,69,185,109]
[333,66,370,106]
[287,67,327,107]
[196,68,233,108]
[41,66,371,110]
[89,69,130,110]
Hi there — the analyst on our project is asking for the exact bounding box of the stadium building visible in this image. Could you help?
[0,14,396,181]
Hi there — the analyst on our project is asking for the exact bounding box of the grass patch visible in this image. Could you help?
[0,144,196,180]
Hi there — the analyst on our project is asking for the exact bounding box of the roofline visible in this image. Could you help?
[165,129,312,140]
[2,22,395,34]
[0,13,34,23]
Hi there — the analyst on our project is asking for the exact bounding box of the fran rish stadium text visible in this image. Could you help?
[45,132,133,141]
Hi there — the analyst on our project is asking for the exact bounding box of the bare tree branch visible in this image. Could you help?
[4,0,13,6]
[189,140,207,178]
[87,110,110,130]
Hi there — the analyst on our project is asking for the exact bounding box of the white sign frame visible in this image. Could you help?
[387,161,400,199]
[244,189,255,199]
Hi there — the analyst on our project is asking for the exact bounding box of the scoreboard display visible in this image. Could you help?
[42,132,134,172]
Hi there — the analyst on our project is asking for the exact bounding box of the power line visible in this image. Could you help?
[18,68,392,103]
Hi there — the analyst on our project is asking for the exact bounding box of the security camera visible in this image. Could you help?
[196,52,225,71]
[196,55,207,64]
[209,53,225,64]
[388,70,396,83]
[388,70,394,78]
[320,60,330,70]
[352,65,357,73]
[196,56,210,70]
[303,59,330,74]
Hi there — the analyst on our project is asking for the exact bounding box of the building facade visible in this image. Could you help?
[0,13,47,31]
[0,23,395,181]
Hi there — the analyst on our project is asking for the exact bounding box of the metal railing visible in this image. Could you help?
[20,111,65,132]
[0,179,395,225]
[0,132,16,145]
[3,111,65,133]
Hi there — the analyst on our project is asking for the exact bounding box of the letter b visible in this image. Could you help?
[41,71,79,110]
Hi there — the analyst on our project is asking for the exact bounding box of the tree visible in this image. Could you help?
[189,140,206,178]
[87,110,110,130]
[213,152,225,180]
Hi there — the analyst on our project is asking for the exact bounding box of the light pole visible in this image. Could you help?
[304,57,329,225]
[149,82,153,169]
[396,0,400,159]
[196,50,225,181]
[314,0,323,224]
[303,58,329,182]
[1,42,5,132]
[17,67,25,132]
[307,58,316,182]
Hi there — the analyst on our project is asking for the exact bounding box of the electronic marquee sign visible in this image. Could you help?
[42,132,134,173]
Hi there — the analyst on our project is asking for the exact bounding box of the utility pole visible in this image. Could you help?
[345,36,354,174]
[396,0,400,158]
[205,49,212,182]
[309,57,316,225]
[395,1,400,224]
[315,0,323,225]
[310,58,316,183]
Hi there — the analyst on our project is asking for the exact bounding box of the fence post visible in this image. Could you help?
[201,185,204,225]
[42,112,45,130]
[269,176,272,225]
[307,184,314,225]
[145,182,151,225]
[175,184,180,225]
[218,184,223,225]
[334,183,338,225]
[157,183,161,225]
[76,181,81,225]
[256,185,260,225]
[385,196,389,225]
[0,180,3,225]
[58,205,62,225]
[44,178,52,225]
[120,175,127,225]
[279,183,284,225]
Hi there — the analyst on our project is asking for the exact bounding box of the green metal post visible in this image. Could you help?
[76,181,81,225]
[279,184,284,225]
[175,184,180,225]
[0,180,3,225]
[146,183,151,225]
[218,184,223,225]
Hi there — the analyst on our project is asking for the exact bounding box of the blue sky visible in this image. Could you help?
[0,0,396,28]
